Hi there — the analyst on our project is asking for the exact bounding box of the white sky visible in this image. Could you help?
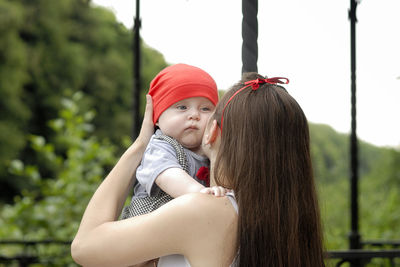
[92,0,400,148]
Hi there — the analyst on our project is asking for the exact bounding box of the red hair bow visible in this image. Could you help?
[245,77,289,90]
[220,77,289,132]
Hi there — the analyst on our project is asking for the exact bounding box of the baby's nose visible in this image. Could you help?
[188,109,200,120]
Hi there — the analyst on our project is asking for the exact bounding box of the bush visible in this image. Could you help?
[0,92,117,265]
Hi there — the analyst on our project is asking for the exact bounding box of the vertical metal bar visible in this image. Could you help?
[242,0,258,74]
[348,0,361,266]
[132,0,141,139]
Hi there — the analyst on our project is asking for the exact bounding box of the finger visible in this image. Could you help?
[218,186,225,195]
[218,186,229,196]
[143,95,153,123]
[221,187,231,195]
[200,188,211,194]
[213,186,222,197]
[138,95,155,144]
[211,187,217,196]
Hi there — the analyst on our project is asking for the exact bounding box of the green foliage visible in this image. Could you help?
[0,1,398,264]
[0,99,398,265]
[309,123,349,184]
[359,147,400,241]
[0,92,117,265]
[0,0,168,200]
[0,0,30,196]
[310,123,400,257]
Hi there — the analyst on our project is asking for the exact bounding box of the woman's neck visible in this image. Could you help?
[209,154,217,187]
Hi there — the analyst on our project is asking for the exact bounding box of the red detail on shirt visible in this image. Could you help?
[196,166,210,187]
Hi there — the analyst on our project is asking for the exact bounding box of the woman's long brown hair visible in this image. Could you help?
[213,73,325,266]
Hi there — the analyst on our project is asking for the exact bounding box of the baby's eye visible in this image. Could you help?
[201,106,212,112]
[177,105,187,110]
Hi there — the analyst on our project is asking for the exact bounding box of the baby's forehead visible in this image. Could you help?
[174,96,215,106]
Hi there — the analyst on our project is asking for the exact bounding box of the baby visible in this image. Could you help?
[122,64,219,218]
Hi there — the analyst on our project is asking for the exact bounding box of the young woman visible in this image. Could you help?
[72,73,325,267]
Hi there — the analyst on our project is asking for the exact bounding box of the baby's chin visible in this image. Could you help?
[193,146,206,156]
[181,141,203,155]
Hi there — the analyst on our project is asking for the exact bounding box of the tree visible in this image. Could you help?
[0,0,30,199]
[0,0,168,200]
[0,92,116,265]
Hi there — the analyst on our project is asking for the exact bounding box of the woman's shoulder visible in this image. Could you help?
[171,193,236,217]
[156,192,237,236]
[161,193,238,265]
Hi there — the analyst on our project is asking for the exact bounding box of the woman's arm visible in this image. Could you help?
[71,95,237,266]
[71,95,155,259]
[72,192,236,267]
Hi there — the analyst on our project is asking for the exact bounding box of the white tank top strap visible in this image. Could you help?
[226,191,239,266]
[226,191,238,214]
[157,254,189,267]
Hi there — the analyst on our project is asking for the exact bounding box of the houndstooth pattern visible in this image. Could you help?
[121,134,189,219]
[154,134,189,173]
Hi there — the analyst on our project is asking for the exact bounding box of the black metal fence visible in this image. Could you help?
[329,249,400,266]
[1,240,399,266]
[0,240,73,267]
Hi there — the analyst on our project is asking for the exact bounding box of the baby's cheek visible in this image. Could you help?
[198,123,208,135]
[202,113,213,124]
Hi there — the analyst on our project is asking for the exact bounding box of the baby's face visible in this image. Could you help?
[157,97,215,153]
